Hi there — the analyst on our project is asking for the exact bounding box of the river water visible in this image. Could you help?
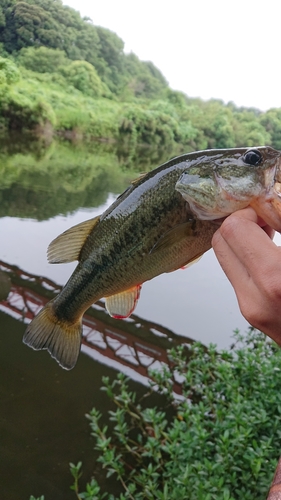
[1,137,280,498]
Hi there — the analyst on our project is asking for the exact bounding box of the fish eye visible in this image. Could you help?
[243,149,262,166]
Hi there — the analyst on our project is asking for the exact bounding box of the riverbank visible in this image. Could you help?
[1,57,281,155]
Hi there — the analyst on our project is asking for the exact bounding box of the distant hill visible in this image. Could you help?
[0,0,281,151]
[0,0,168,98]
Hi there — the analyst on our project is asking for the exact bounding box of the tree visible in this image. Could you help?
[0,56,20,84]
[0,0,167,97]
[18,46,68,72]
[123,52,167,99]
[233,110,270,147]
[59,60,105,98]
[260,108,281,150]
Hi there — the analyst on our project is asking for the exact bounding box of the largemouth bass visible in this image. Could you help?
[23,146,281,370]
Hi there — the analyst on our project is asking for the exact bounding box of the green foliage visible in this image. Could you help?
[1,1,281,148]
[0,84,56,129]
[0,42,8,57]
[0,138,137,219]
[122,53,168,99]
[119,104,178,148]
[0,56,20,84]
[0,0,168,97]
[1,0,88,53]
[165,88,189,108]
[94,25,125,92]
[70,462,107,499]
[1,54,281,151]
[72,329,281,499]
[59,60,106,98]
[18,46,68,73]
[233,109,271,147]
[260,108,281,150]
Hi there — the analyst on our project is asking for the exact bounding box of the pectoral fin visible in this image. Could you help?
[48,216,100,263]
[105,285,142,319]
[150,221,195,254]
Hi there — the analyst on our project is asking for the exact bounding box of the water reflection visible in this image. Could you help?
[0,135,176,219]
[0,144,130,220]
[0,259,191,392]
[0,259,186,499]
[0,139,188,498]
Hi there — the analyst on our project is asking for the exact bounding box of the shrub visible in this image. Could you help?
[0,57,21,85]
[18,46,68,73]
[71,328,281,500]
[118,105,178,147]
[59,60,106,98]
[0,87,56,129]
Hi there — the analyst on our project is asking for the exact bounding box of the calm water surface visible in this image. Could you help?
[1,138,280,498]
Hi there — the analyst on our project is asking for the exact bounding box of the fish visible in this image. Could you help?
[23,146,281,370]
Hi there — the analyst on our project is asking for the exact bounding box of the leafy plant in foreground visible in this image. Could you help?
[71,329,281,500]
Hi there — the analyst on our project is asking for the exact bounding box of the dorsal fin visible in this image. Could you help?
[105,285,142,319]
[150,221,195,254]
[115,173,148,202]
[47,216,100,263]
[131,172,148,185]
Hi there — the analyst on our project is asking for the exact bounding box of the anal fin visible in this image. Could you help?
[105,285,142,319]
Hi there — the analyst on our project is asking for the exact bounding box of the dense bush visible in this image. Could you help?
[0,56,20,85]
[260,109,281,150]
[68,329,281,500]
[1,54,281,153]
[0,86,56,129]
[17,46,68,73]
[119,105,181,148]
[59,60,107,98]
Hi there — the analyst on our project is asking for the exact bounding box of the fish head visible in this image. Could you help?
[175,146,281,231]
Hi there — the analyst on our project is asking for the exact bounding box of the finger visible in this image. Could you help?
[262,225,275,240]
[212,227,270,329]
[246,209,275,239]
[212,228,253,295]
[218,209,280,280]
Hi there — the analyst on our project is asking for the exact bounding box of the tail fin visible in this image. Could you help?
[23,300,82,370]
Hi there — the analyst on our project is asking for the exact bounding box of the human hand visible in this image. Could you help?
[212,207,281,346]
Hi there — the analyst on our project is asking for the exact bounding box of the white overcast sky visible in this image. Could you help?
[63,0,281,112]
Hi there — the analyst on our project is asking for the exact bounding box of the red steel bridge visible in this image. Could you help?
[0,260,193,391]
